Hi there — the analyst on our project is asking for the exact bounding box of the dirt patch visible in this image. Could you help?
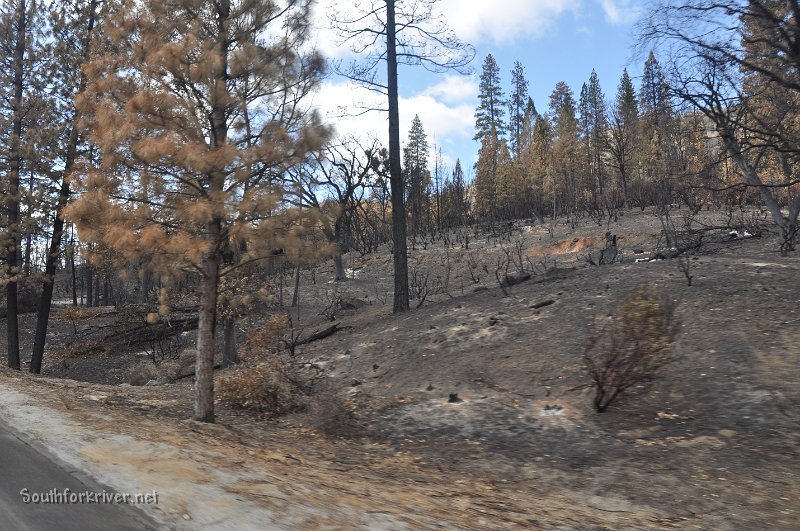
[540,235,598,255]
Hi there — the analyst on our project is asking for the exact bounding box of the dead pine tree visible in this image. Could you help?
[329,0,474,312]
[67,0,328,423]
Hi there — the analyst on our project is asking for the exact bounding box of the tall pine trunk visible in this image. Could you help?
[29,175,70,373]
[23,171,33,275]
[31,0,99,372]
[70,241,77,306]
[195,236,220,422]
[194,0,230,422]
[386,0,409,313]
[6,0,28,370]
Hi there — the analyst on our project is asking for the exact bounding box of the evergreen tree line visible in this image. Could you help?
[331,51,739,249]
[470,51,741,224]
[341,51,755,249]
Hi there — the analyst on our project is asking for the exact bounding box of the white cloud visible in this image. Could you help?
[311,0,581,55]
[311,81,386,140]
[439,0,578,44]
[307,1,363,61]
[597,0,641,25]
[422,74,478,105]
[311,76,475,170]
[401,94,475,142]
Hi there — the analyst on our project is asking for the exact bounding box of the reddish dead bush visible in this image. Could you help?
[236,314,291,362]
[584,286,679,412]
[215,354,307,416]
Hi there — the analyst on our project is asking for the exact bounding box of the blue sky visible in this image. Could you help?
[311,0,644,179]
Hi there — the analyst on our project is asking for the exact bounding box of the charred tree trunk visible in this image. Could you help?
[29,164,73,373]
[6,0,28,370]
[724,134,800,253]
[222,315,237,367]
[27,0,98,372]
[139,269,152,304]
[70,241,77,306]
[291,264,301,307]
[333,254,346,281]
[85,264,93,307]
[386,0,409,313]
[93,274,100,306]
[23,171,33,275]
[322,218,347,282]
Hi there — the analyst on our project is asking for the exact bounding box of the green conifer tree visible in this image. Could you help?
[474,54,506,141]
[508,60,529,158]
[548,81,579,217]
[608,68,639,208]
[402,115,429,237]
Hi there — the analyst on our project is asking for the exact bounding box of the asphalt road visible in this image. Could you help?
[0,419,160,531]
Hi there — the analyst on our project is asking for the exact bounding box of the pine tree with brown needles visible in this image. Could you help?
[66,0,328,422]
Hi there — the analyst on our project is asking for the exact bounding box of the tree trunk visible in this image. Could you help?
[85,264,93,307]
[195,242,220,423]
[291,264,301,307]
[222,315,237,367]
[725,135,800,253]
[30,175,72,373]
[194,0,230,422]
[5,0,28,370]
[328,220,347,281]
[386,0,409,313]
[139,269,151,303]
[5,283,20,370]
[23,171,33,275]
[333,253,346,281]
[620,166,630,210]
[70,243,77,307]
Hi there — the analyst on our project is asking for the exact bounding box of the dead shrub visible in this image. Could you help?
[215,354,307,417]
[122,359,184,385]
[584,286,679,412]
[177,348,195,369]
[124,361,160,386]
[237,314,291,362]
[156,360,182,383]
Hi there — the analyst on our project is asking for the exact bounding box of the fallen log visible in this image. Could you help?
[294,324,340,346]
